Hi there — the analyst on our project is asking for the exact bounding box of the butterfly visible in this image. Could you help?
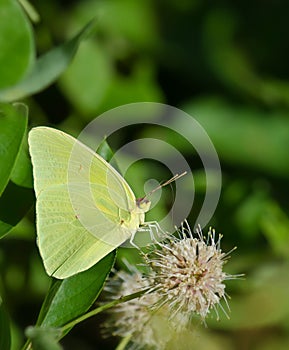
[28,127,185,279]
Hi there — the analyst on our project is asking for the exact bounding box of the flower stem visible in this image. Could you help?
[115,334,132,350]
[21,289,148,350]
[61,289,148,334]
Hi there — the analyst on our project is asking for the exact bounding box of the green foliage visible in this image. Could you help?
[38,252,115,329]
[184,98,289,177]
[0,103,33,238]
[0,0,289,349]
[22,252,115,349]
[0,0,34,89]
[25,326,63,350]
[0,19,96,102]
[0,297,11,350]
[0,103,28,196]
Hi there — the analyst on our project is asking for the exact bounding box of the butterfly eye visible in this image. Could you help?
[136,198,151,212]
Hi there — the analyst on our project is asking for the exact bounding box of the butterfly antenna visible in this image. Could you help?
[143,171,187,200]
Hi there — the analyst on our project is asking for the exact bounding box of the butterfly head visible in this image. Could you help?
[135,197,151,213]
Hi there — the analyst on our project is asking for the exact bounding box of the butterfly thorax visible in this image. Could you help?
[120,198,151,230]
[135,198,151,225]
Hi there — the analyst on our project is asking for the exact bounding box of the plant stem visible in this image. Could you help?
[115,334,132,350]
[21,341,32,350]
[61,289,148,334]
[21,289,147,350]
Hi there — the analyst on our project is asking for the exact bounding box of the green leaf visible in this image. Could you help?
[0,19,96,102]
[0,103,32,238]
[18,0,40,23]
[10,134,33,188]
[0,181,34,238]
[96,138,121,172]
[0,0,34,89]
[25,326,63,350]
[0,103,28,197]
[58,40,112,115]
[0,297,11,350]
[10,105,33,188]
[96,138,114,162]
[37,252,116,329]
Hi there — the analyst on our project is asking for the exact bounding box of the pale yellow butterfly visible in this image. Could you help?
[28,127,185,279]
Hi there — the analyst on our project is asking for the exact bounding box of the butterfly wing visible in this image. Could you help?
[28,127,139,279]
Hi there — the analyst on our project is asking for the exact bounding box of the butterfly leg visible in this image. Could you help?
[144,221,167,243]
[128,222,166,248]
[128,232,142,250]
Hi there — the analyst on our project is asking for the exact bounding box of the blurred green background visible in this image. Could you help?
[1,0,289,349]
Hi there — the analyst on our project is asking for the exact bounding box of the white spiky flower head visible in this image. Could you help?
[103,264,175,350]
[103,223,239,348]
[144,221,236,327]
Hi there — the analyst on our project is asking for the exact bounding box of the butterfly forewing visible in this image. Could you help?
[28,127,141,278]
